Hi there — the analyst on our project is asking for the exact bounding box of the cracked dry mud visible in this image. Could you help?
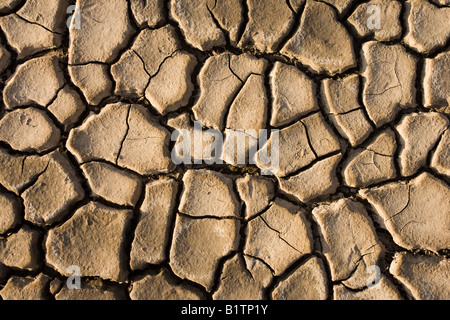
[0,0,449,301]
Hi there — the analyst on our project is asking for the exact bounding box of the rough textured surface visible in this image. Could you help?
[193,53,267,130]
[424,51,450,109]
[0,0,448,301]
[226,74,267,136]
[256,112,340,177]
[360,173,450,252]
[130,0,165,28]
[342,129,397,188]
[0,107,61,153]
[0,148,49,194]
[236,175,275,220]
[0,274,50,300]
[0,191,21,234]
[313,199,384,289]
[301,112,341,157]
[404,0,450,54]
[130,269,205,300]
[130,179,178,269]
[3,54,64,110]
[390,253,449,300]
[244,198,313,276]
[239,0,298,53]
[69,64,113,105]
[0,13,62,60]
[348,0,402,41]
[170,214,240,291]
[81,161,142,206]
[67,103,173,175]
[281,0,356,75]
[47,85,86,127]
[213,254,272,300]
[321,0,354,14]
[179,170,240,218]
[0,226,41,271]
[55,279,126,300]
[168,113,222,164]
[333,275,402,300]
[46,202,132,282]
[321,74,373,146]
[270,61,318,127]
[279,154,342,203]
[17,0,68,33]
[431,128,450,176]
[395,112,449,177]
[271,256,328,300]
[0,0,21,14]
[68,0,135,64]
[22,151,85,226]
[257,121,315,177]
[170,0,226,51]
[362,42,417,127]
[146,52,197,115]
[111,26,198,111]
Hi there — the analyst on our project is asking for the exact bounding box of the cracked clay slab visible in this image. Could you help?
[360,173,450,252]
[244,198,313,276]
[313,199,384,290]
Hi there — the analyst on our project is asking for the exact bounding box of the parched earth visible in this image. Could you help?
[0,0,449,300]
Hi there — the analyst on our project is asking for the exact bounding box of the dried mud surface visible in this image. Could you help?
[0,0,449,300]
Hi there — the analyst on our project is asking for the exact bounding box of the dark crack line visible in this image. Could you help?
[386,184,411,223]
[265,254,316,299]
[19,154,28,176]
[140,49,182,96]
[220,61,251,131]
[245,201,274,222]
[177,211,243,221]
[329,107,364,116]
[235,0,249,45]
[427,126,449,168]
[132,50,151,78]
[275,0,306,53]
[209,251,239,295]
[243,253,275,275]
[299,119,318,158]
[44,84,66,108]
[259,215,301,253]
[269,109,321,130]
[286,0,296,14]
[18,161,50,196]
[206,1,231,47]
[357,75,377,130]
[15,13,63,35]
[365,84,401,97]
[280,150,342,179]
[399,220,420,233]
[115,105,132,166]
[208,0,218,11]
[365,149,394,158]
[240,253,255,281]
[227,53,244,84]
